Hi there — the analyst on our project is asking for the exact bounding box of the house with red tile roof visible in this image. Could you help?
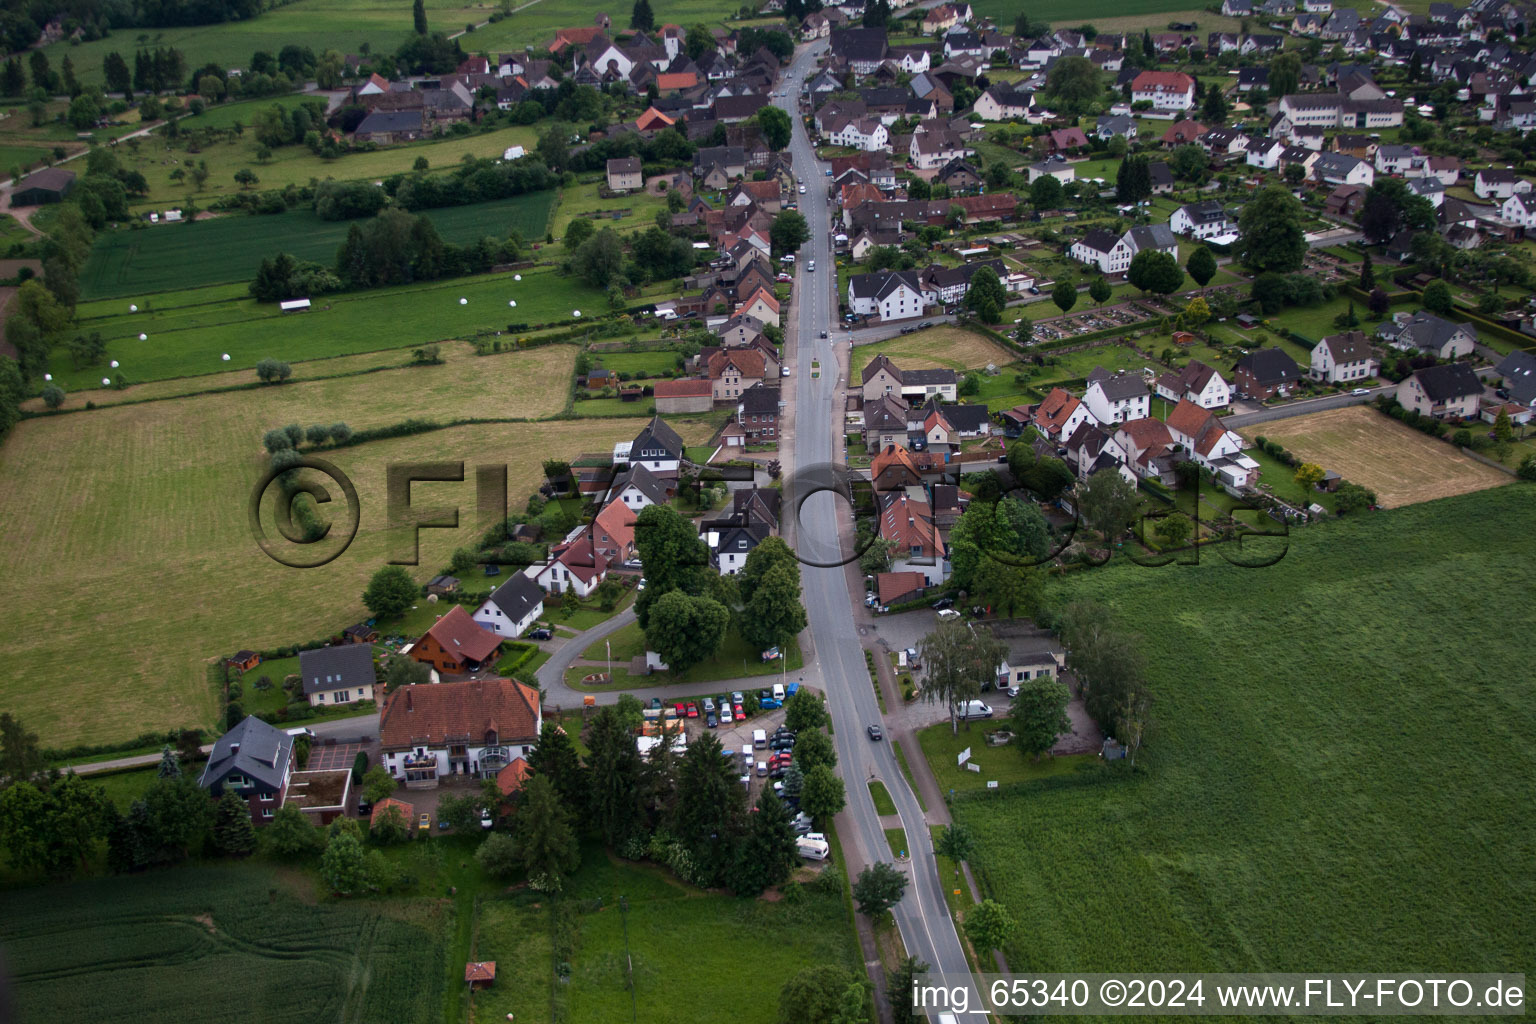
[380,677,541,786]
[1165,398,1259,487]
[410,605,503,675]
[735,285,780,327]
[496,757,532,796]
[532,532,609,597]
[878,491,947,584]
[635,106,676,132]
[707,347,767,401]
[1032,387,1095,442]
[876,570,929,606]
[592,500,638,564]
[370,796,414,828]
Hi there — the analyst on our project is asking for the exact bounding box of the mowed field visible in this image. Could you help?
[856,326,1016,372]
[972,0,1207,27]
[1241,405,1511,508]
[952,484,1536,980]
[53,264,623,391]
[1,863,449,1024]
[0,352,716,743]
[82,192,556,298]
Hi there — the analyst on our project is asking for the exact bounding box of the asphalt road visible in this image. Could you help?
[777,42,980,1017]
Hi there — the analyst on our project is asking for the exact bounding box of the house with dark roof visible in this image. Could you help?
[1495,349,1536,405]
[299,644,377,708]
[1378,311,1477,360]
[1069,228,1133,275]
[847,269,928,322]
[860,354,958,403]
[709,521,770,574]
[411,605,503,675]
[988,621,1065,688]
[1310,330,1378,383]
[1154,359,1231,408]
[473,574,546,639]
[606,156,643,191]
[1233,347,1304,399]
[830,27,888,73]
[198,716,295,825]
[1063,421,1132,482]
[609,462,674,512]
[10,167,74,205]
[1397,362,1483,419]
[379,677,542,786]
[1083,367,1150,424]
[354,109,424,144]
[629,415,685,472]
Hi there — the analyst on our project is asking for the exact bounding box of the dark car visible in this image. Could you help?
[1496,387,1511,400]
[867,724,883,741]
[706,712,718,728]
[527,628,553,640]
[820,331,828,338]
[931,597,954,611]
[918,320,933,328]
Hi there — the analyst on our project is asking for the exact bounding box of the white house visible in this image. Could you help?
[1502,191,1536,228]
[1131,71,1196,111]
[828,116,890,152]
[909,130,969,169]
[1169,200,1234,240]
[379,678,542,786]
[847,270,928,321]
[1396,363,1483,419]
[1309,330,1378,383]
[1474,167,1531,200]
[1246,138,1286,169]
[1313,151,1374,187]
[1027,157,1075,185]
[531,534,607,597]
[609,462,672,511]
[1374,144,1423,176]
[1082,368,1150,424]
[1165,399,1257,486]
[1069,228,1132,274]
[973,85,1033,120]
[1153,359,1231,408]
[472,574,545,639]
[298,644,377,708]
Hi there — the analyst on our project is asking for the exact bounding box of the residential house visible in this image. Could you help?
[353,110,424,144]
[1032,387,1095,442]
[1070,228,1133,275]
[974,85,1034,120]
[1500,191,1536,228]
[1169,200,1235,240]
[1397,362,1483,418]
[609,462,674,511]
[379,677,542,786]
[1027,156,1076,185]
[709,522,769,574]
[628,415,685,473]
[1246,138,1287,170]
[862,393,913,450]
[878,490,947,585]
[606,156,643,191]
[860,354,959,402]
[198,716,294,824]
[1047,127,1090,154]
[411,605,503,674]
[1113,417,1182,483]
[1325,183,1368,218]
[734,382,781,443]
[1495,350,1536,406]
[1083,367,1151,424]
[1309,330,1378,382]
[989,621,1065,687]
[1474,167,1530,199]
[1375,144,1423,176]
[909,129,969,169]
[299,644,376,708]
[1233,347,1304,399]
[1154,359,1231,408]
[936,158,984,191]
[735,286,780,327]
[1165,398,1258,487]
[1131,71,1197,111]
[1378,311,1477,359]
[590,499,638,565]
[1314,151,1374,187]
[830,27,890,74]
[847,270,929,321]
[532,533,609,597]
[1095,114,1138,140]
[1125,223,1180,260]
[1063,421,1133,482]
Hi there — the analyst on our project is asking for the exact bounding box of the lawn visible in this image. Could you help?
[54,265,616,391]
[0,862,449,1023]
[918,722,1090,795]
[595,350,684,378]
[116,115,546,211]
[856,325,1016,373]
[884,826,909,858]
[867,778,897,816]
[469,847,863,1024]
[81,191,556,298]
[549,179,671,240]
[1242,405,1511,508]
[91,766,160,809]
[570,623,804,688]
[951,483,1536,978]
[0,398,716,744]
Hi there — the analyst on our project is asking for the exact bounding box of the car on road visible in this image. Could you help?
[867,724,883,740]
[686,702,699,718]
[798,184,807,193]
[706,712,718,728]
[918,320,932,328]
[418,813,431,833]
[1351,387,1370,395]
[900,326,916,334]
[807,261,815,272]
[820,331,827,338]
[824,168,833,175]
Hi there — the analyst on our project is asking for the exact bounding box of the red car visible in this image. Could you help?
[686,702,699,718]
[733,703,745,720]
[769,752,793,769]
[673,702,686,717]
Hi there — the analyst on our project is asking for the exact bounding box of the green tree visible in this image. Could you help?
[1043,55,1100,114]
[889,956,930,1024]
[770,209,810,256]
[1358,251,1375,291]
[66,94,100,130]
[1422,278,1454,315]
[1238,186,1306,274]
[728,787,798,896]
[646,591,729,673]
[573,227,625,289]
[799,764,846,821]
[1126,249,1183,296]
[1186,246,1217,292]
[963,265,1008,323]
[1268,51,1301,97]
[563,213,594,252]
[1182,296,1211,331]
[383,655,430,693]
[778,966,868,1024]
[233,167,258,189]
[630,0,655,31]
[0,781,48,870]
[1078,467,1139,541]
[527,720,589,815]
[412,0,428,34]
[142,773,214,861]
[756,105,792,151]
[437,792,484,833]
[0,712,45,787]
[1008,676,1072,759]
[586,706,642,845]
[918,619,1008,733]
[934,822,976,864]
[685,24,715,61]
[1201,85,1228,123]
[370,803,410,845]
[671,732,743,885]
[1154,511,1193,548]
[1052,279,1077,313]
[965,898,1016,953]
[362,565,417,618]
[1088,276,1112,306]
[103,52,132,99]
[1492,407,1514,462]
[852,861,908,916]
[1014,317,1033,346]
[784,688,830,732]
[213,791,257,856]
[791,727,836,774]
[475,831,520,877]
[1030,173,1063,210]
[321,830,369,894]
[946,495,1049,591]
[514,774,580,892]
[1170,143,1208,181]
[1116,154,1151,204]
[742,564,807,652]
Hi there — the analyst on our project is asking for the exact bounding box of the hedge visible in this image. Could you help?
[42,729,205,763]
[498,641,541,677]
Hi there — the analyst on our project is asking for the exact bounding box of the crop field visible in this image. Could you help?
[470,851,862,1024]
[1241,405,1511,508]
[1,863,448,1023]
[55,266,627,391]
[949,484,1536,979]
[857,326,1016,372]
[82,191,556,298]
[117,117,545,209]
[0,375,716,742]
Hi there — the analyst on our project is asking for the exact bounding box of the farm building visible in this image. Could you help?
[11,168,75,205]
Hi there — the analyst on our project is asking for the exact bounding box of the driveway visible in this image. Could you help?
[305,740,371,772]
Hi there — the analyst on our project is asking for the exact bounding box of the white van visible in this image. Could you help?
[753,729,768,749]
[796,837,830,861]
[772,683,785,703]
[742,744,753,762]
[284,727,316,738]
[897,650,908,669]
[958,700,993,720]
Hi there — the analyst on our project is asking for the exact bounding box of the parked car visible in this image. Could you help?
[931,597,954,610]
[720,706,734,724]
[770,737,795,752]
[686,702,699,718]
[820,331,827,338]
[731,691,745,706]
[418,813,431,833]
[937,608,961,621]
[867,724,883,740]
[798,184,807,194]
[1028,285,1041,295]
[674,702,687,717]
[702,696,716,713]
[733,702,745,719]
[480,809,493,829]
[918,320,933,328]
[782,367,790,376]
[706,712,718,728]
[1496,387,1511,400]
[1351,387,1370,396]
[528,627,553,640]
[650,697,662,710]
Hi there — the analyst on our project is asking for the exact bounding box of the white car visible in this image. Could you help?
[1351,387,1371,395]
[480,810,493,829]
[798,184,807,194]
[807,261,815,272]
[781,366,790,377]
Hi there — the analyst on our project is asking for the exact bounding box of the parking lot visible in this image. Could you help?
[673,690,793,803]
